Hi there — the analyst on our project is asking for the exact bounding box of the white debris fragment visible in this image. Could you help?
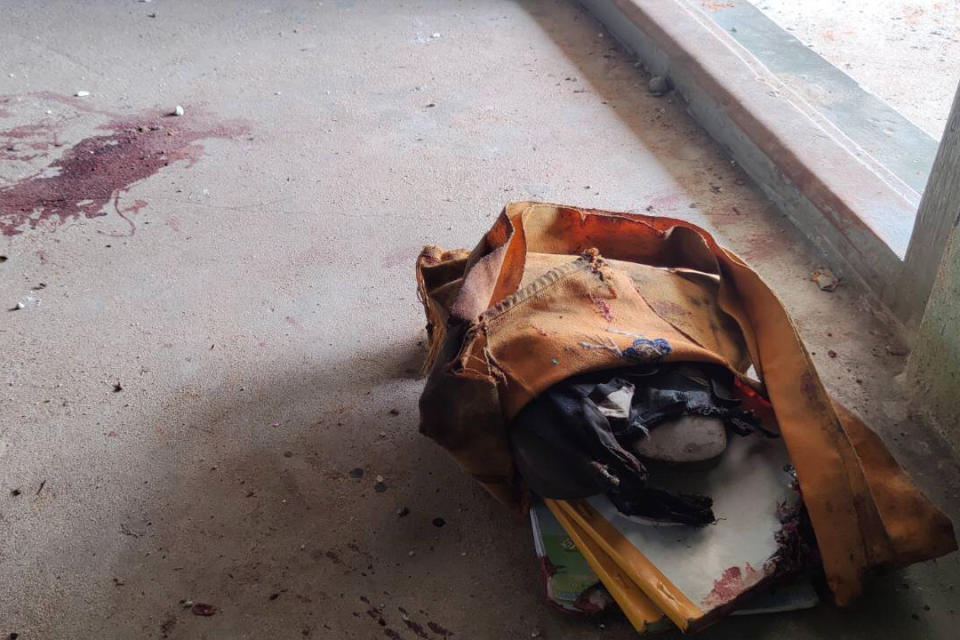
[173,104,184,116]
[75,90,90,97]
[431,32,441,39]
[13,294,41,311]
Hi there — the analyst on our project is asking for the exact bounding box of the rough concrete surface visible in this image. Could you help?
[0,1,957,638]
[910,219,960,454]
[744,0,960,140]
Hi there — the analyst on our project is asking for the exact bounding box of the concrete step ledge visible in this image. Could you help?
[581,0,921,319]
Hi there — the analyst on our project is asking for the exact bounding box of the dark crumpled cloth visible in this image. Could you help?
[509,363,770,526]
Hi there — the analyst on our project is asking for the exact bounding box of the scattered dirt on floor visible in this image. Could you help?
[357,600,456,640]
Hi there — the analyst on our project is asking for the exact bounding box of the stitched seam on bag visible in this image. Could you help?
[480,257,589,322]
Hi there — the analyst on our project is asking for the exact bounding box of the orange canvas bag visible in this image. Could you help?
[416,202,956,607]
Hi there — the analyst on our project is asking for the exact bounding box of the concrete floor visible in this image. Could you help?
[0,1,958,638]
[745,0,960,140]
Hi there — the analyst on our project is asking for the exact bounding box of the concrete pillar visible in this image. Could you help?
[901,80,960,327]
[909,221,960,451]
[907,81,960,450]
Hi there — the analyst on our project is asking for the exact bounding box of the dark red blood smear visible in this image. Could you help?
[708,566,743,604]
[123,199,149,215]
[589,293,615,322]
[702,562,766,608]
[1,100,247,236]
[2,123,55,141]
[190,603,217,616]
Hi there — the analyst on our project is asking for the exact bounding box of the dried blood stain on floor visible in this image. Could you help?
[0,95,248,236]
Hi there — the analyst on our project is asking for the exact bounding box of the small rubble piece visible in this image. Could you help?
[10,489,21,497]
[75,90,90,97]
[397,506,410,518]
[9,294,40,311]
[648,75,670,96]
[191,602,217,616]
[811,268,840,291]
[349,467,364,478]
[827,350,837,358]
[113,382,123,392]
[172,105,184,117]
[431,32,441,39]
[432,517,446,528]
[374,475,387,493]
[886,344,910,357]
[389,408,400,416]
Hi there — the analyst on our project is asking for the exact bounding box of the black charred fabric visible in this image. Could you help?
[510,364,772,526]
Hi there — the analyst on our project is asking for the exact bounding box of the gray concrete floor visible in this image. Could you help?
[0,1,957,638]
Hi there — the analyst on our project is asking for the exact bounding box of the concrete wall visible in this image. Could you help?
[909,217,960,452]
